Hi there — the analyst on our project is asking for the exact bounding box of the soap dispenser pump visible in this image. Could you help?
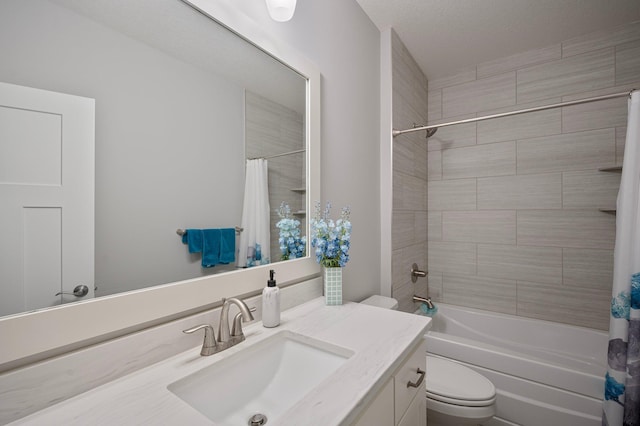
[262,269,280,327]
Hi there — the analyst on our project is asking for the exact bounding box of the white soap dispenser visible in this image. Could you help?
[262,269,280,327]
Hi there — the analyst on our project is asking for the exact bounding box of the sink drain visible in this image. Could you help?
[248,413,267,426]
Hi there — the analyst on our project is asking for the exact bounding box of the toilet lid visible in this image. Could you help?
[426,356,496,404]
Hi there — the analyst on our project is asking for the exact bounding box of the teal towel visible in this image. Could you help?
[182,229,203,253]
[201,229,221,268]
[219,228,236,264]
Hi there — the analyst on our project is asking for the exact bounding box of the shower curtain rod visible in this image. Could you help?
[249,148,305,160]
[392,89,637,137]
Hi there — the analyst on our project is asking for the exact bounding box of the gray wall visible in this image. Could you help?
[232,0,382,301]
[424,21,640,330]
[0,0,245,296]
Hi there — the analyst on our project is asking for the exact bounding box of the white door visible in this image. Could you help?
[0,82,94,316]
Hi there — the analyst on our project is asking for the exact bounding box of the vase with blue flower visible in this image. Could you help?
[310,201,351,305]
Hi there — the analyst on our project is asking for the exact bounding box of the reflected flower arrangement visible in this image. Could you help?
[276,202,306,261]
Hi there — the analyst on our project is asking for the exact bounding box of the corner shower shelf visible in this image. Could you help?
[599,208,617,214]
[293,210,306,216]
[598,165,623,172]
[290,187,306,193]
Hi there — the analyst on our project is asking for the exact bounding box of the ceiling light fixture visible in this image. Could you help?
[265,0,297,22]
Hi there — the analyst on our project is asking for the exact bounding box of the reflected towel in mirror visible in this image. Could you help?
[182,229,235,268]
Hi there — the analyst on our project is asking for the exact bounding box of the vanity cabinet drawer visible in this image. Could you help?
[394,339,426,425]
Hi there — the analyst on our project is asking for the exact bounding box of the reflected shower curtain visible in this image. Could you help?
[604,91,640,426]
[238,159,271,268]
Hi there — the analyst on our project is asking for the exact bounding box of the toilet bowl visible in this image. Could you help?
[425,355,496,426]
[360,295,497,426]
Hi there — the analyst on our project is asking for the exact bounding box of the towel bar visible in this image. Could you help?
[177,227,243,236]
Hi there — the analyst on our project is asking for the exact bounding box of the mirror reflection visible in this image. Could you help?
[0,0,307,318]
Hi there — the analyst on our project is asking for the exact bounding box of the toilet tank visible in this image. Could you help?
[360,295,398,310]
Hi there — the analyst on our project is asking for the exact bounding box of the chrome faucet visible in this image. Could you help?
[218,297,255,346]
[413,294,434,309]
[182,296,255,356]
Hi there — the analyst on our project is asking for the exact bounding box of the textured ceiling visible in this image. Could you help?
[356,0,640,79]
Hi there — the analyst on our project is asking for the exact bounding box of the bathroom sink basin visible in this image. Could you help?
[168,331,353,425]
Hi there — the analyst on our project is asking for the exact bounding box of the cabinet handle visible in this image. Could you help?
[407,368,425,388]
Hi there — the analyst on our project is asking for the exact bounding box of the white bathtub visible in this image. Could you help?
[417,303,608,426]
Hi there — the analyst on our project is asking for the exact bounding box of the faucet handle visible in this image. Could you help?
[183,324,218,356]
[411,263,428,283]
[231,306,257,337]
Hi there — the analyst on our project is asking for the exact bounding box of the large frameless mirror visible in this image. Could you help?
[0,0,308,317]
[0,0,321,368]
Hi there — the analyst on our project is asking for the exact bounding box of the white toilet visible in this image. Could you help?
[360,296,497,426]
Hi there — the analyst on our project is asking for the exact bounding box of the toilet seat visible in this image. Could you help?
[426,356,496,407]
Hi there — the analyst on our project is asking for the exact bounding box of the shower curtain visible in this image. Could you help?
[604,91,640,426]
[238,159,271,268]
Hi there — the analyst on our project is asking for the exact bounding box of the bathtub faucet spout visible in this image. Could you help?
[413,295,434,309]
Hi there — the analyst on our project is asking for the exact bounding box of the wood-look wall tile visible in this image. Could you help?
[517,128,615,174]
[428,241,476,275]
[477,44,562,79]
[563,248,614,290]
[560,82,640,101]
[391,30,429,314]
[443,72,516,118]
[415,277,429,306]
[442,141,516,179]
[562,170,621,209]
[477,173,561,210]
[616,40,640,86]
[427,150,442,181]
[427,272,443,302]
[393,211,416,250]
[442,210,516,244]
[517,280,610,330]
[394,134,428,180]
[428,179,476,211]
[516,49,615,103]
[477,99,562,145]
[517,210,616,249]
[427,114,477,151]
[392,33,427,129]
[428,211,442,241]
[443,273,517,314]
[428,90,442,123]
[477,244,562,284]
[392,243,428,297]
[617,126,627,165]
[415,210,428,246]
[392,279,417,313]
[394,170,427,211]
[562,96,627,133]
[562,20,640,57]
[428,66,477,91]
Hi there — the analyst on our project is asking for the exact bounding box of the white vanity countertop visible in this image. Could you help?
[9,298,431,426]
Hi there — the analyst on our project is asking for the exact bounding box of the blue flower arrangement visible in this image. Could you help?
[310,201,351,268]
[275,202,306,261]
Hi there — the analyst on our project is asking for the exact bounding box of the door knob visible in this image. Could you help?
[55,284,89,297]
